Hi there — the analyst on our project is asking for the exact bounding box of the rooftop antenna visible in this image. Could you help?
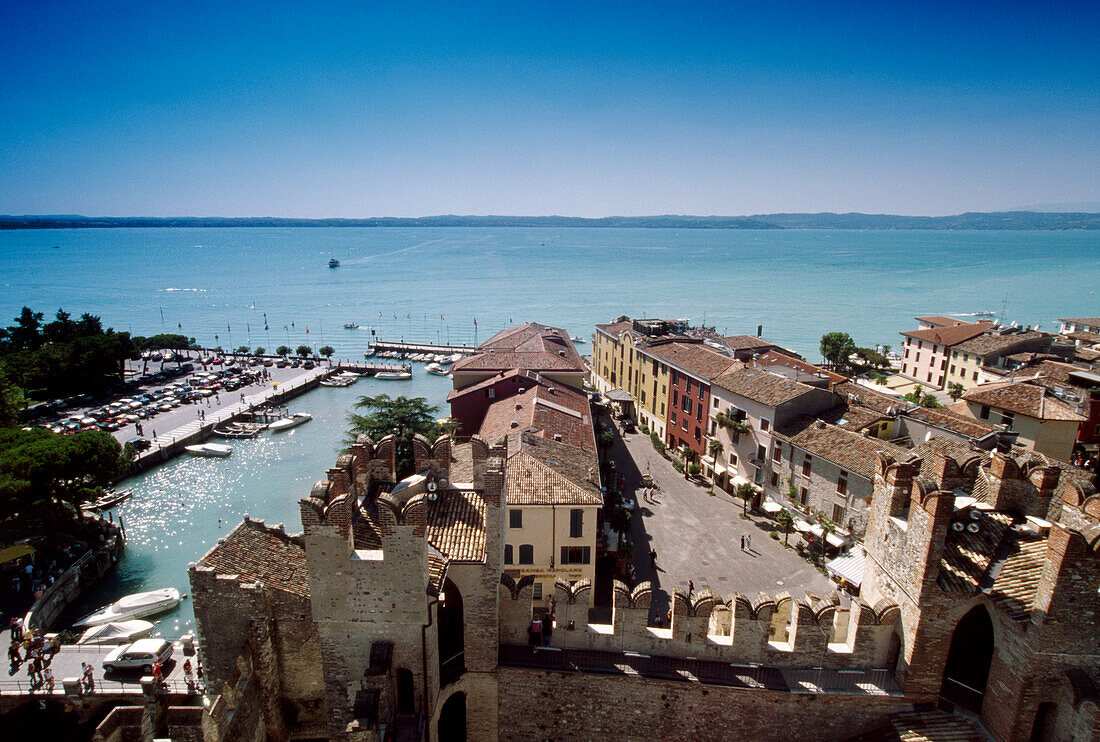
[996,297,1009,326]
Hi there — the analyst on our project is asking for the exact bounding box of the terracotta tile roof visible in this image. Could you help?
[712,365,818,407]
[720,335,776,351]
[915,316,973,327]
[196,518,309,598]
[908,435,981,464]
[1031,360,1100,387]
[594,320,635,337]
[952,330,1050,358]
[778,419,910,479]
[1060,317,1100,325]
[452,323,585,374]
[753,350,847,384]
[989,538,1047,622]
[449,442,475,484]
[963,381,1086,421]
[900,323,990,347]
[1064,329,1100,344]
[938,510,1016,593]
[474,375,595,451]
[832,381,906,415]
[506,433,602,504]
[426,489,486,562]
[900,406,1001,440]
[644,341,739,381]
[1075,347,1100,362]
[505,450,603,506]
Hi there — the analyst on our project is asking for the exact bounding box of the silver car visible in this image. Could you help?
[103,638,174,674]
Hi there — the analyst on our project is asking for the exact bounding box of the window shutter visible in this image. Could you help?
[582,546,591,564]
[561,546,569,564]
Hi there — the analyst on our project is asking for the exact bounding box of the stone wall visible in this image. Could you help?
[497,667,918,741]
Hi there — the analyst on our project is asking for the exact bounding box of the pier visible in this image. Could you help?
[335,361,413,373]
[369,340,479,356]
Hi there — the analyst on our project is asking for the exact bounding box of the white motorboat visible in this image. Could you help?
[185,442,233,457]
[571,335,586,343]
[343,322,359,329]
[82,489,134,513]
[425,363,451,376]
[77,619,156,645]
[268,412,313,432]
[374,370,412,380]
[74,588,181,627]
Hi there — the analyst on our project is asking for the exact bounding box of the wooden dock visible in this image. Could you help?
[369,341,479,356]
[336,361,413,374]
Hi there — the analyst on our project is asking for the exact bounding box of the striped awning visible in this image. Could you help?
[826,546,866,587]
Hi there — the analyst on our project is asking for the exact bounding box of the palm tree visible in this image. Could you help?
[818,516,837,561]
[437,417,462,439]
[947,382,965,402]
[775,510,795,547]
[735,482,757,515]
[707,439,724,481]
[680,444,693,479]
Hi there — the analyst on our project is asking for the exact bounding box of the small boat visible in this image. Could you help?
[185,442,233,457]
[74,588,181,627]
[329,258,340,268]
[425,363,451,376]
[212,422,264,439]
[363,348,376,358]
[571,335,586,343]
[268,412,313,432]
[82,489,134,513]
[374,370,412,380]
[971,310,996,317]
[343,323,359,329]
[77,619,156,645]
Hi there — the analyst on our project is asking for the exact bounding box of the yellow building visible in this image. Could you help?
[957,381,1085,461]
[593,317,678,439]
[946,330,1056,391]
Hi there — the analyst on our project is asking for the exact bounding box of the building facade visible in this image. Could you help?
[900,317,992,389]
[958,381,1086,461]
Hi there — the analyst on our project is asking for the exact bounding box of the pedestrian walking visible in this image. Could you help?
[44,667,54,692]
[8,641,20,668]
[82,661,95,692]
[650,548,657,565]
[746,534,752,552]
[152,659,163,687]
[688,580,694,597]
[740,535,746,551]
[183,659,195,690]
[28,655,42,684]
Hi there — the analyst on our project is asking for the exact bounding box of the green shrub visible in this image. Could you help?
[769,531,779,540]
[687,462,702,477]
[639,423,649,434]
[672,458,684,473]
[650,431,665,454]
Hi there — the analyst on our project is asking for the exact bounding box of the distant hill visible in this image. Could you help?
[1010,201,1100,213]
[2,211,1100,230]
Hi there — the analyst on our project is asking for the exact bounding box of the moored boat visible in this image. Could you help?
[268,412,313,432]
[328,258,340,268]
[77,619,156,645]
[374,370,412,380]
[185,442,233,457]
[74,588,181,627]
[424,362,451,376]
[82,489,134,513]
[343,323,359,329]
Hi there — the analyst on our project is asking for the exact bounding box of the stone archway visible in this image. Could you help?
[437,691,467,742]
[940,605,995,712]
[1029,701,1058,742]
[438,578,465,686]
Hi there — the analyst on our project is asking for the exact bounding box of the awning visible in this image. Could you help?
[794,519,813,532]
[605,389,633,402]
[0,543,35,565]
[826,532,847,548]
[761,501,783,514]
[713,464,727,476]
[701,456,715,467]
[826,546,866,588]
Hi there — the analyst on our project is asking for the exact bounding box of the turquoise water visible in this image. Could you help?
[3,226,1098,631]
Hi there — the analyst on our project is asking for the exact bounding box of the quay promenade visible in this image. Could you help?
[1,642,198,698]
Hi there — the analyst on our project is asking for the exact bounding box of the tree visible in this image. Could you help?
[296,345,312,358]
[254,346,266,355]
[854,347,889,369]
[680,444,693,479]
[820,331,857,369]
[236,345,250,355]
[947,382,965,402]
[775,509,796,547]
[8,307,44,351]
[0,369,26,427]
[275,345,291,357]
[735,482,757,515]
[346,394,440,478]
[817,516,837,561]
[319,346,334,362]
[437,417,462,438]
[903,389,944,409]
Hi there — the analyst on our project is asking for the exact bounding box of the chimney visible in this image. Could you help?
[757,324,763,338]
[554,433,563,442]
[510,420,519,428]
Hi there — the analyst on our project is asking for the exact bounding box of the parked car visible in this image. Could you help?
[126,437,152,452]
[103,638,174,674]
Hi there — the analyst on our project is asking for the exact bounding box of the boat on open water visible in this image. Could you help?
[374,369,412,380]
[185,442,233,457]
[268,412,313,432]
[74,588,181,627]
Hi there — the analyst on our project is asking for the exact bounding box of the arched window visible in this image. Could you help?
[941,605,995,712]
[438,579,465,686]
[438,691,467,742]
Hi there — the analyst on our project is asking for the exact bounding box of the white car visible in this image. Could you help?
[103,638,174,674]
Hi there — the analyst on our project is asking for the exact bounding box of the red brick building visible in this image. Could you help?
[644,341,738,459]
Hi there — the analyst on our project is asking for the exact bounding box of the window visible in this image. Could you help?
[561,546,591,564]
[771,471,779,486]
[1000,412,1014,429]
[773,442,782,462]
[728,452,738,467]
[709,420,717,436]
[569,509,583,538]
[696,406,702,422]
[487,388,496,399]
[683,398,692,415]
[832,504,844,522]
[802,455,813,477]
[698,385,704,400]
[641,390,646,404]
[979,405,990,420]
[837,472,848,495]
[670,413,677,427]
[509,509,523,528]
[518,544,534,564]
[760,418,770,431]
[504,544,513,564]
[757,444,767,461]
[660,403,665,416]
[950,364,956,374]
[940,359,947,370]
[672,389,679,406]
[918,341,923,350]
[712,397,719,408]
[532,582,543,599]
[972,371,978,381]
[694,426,702,441]
[926,372,932,382]
[686,379,692,394]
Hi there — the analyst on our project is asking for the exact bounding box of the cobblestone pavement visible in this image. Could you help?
[602,417,833,619]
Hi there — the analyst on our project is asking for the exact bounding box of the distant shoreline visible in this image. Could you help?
[3,212,1100,230]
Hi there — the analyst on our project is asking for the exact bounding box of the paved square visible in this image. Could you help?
[604,419,833,618]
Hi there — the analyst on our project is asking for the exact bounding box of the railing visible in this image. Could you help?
[941,677,984,712]
[0,676,201,696]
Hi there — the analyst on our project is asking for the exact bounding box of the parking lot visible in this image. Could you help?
[25,352,326,450]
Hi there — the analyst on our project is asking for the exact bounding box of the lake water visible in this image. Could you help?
[3,226,1098,631]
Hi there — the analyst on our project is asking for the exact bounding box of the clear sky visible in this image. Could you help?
[1,1,1097,217]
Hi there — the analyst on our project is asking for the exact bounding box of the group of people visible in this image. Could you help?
[8,619,60,692]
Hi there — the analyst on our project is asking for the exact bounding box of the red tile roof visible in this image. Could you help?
[506,448,603,506]
[753,350,847,385]
[476,376,595,451]
[712,364,818,406]
[644,341,739,381]
[963,381,1086,422]
[915,316,973,327]
[452,323,586,374]
[195,518,309,598]
[901,323,990,347]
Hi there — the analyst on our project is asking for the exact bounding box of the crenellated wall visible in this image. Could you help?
[496,576,900,671]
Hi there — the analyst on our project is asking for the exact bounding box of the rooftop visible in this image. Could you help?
[425,488,487,563]
[899,405,1002,440]
[1060,317,1100,325]
[962,381,1086,422]
[465,372,595,451]
[451,322,586,374]
[901,323,990,348]
[194,518,309,598]
[753,349,847,385]
[779,419,910,480]
[720,334,777,351]
[712,364,819,407]
[915,316,974,327]
[952,330,1049,358]
[645,341,739,381]
[506,432,602,506]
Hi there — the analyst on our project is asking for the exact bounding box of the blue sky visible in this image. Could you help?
[1,1,1097,216]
